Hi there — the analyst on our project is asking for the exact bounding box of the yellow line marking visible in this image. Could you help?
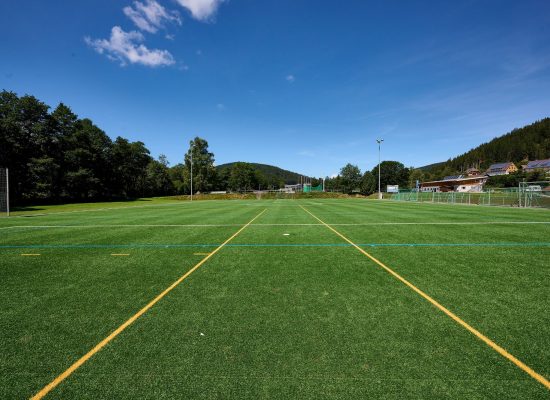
[21,254,41,256]
[31,208,267,400]
[111,254,130,256]
[193,252,211,256]
[299,205,550,390]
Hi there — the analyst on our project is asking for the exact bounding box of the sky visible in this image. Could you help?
[1,0,550,177]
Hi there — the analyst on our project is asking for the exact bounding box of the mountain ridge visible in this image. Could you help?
[216,162,310,185]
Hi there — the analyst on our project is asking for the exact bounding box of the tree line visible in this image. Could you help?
[5,90,544,205]
[425,118,550,180]
[0,91,319,204]
[323,161,417,195]
[1,90,178,204]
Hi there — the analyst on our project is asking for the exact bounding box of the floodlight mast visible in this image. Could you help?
[377,139,384,200]
[190,142,194,202]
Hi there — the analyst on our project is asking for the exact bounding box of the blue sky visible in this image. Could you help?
[1,1,549,177]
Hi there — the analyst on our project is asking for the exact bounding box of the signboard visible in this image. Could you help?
[387,185,399,193]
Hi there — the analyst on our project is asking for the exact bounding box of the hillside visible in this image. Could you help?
[216,162,308,185]
[424,118,550,175]
[418,161,445,171]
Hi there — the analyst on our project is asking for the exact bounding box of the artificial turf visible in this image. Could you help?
[0,199,549,399]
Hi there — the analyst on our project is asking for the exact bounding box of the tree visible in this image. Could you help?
[408,168,425,189]
[228,162,256,192]
[371,161,409,190]
[183,137,216,194]
[168,163,186,194]
[146,157,174,196]
[62,118,113,199]
[340,163,362,194]
[360,171,376,195]
[0,91,51,201]
[111,137,151,198]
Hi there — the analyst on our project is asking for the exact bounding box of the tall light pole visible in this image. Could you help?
[377,139,384,200]
[190,142,194,202]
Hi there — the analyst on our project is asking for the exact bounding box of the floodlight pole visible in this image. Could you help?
[190,142,194,202]
[377,139,384,200]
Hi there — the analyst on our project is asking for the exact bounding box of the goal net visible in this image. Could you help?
[0,168,9,216]
[519,180,550,208]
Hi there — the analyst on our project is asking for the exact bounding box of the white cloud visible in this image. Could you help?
[286,74,295,83]
[85,26,175,67]
[175,0,225,21]
[123,0,181,33]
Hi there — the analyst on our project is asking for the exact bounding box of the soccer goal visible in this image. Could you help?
[519,180,550,208]
[0,168,9,217]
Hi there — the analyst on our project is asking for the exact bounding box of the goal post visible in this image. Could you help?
[0,168,9,217]
[519,180,550,208]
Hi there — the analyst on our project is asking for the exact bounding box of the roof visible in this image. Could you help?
[443,175,464,180]
[525,159,550,169]
[487,162,514,170]
[422,176,488,186]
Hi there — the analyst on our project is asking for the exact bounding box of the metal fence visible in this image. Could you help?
[391,182,550,209]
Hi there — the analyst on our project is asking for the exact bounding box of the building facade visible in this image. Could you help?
[485,162,518,176]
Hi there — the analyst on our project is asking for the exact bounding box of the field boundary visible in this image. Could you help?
[299,205,550,390]
[3,221,550,230]
[30,208,267,400]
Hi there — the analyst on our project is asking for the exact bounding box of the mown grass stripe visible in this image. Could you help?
[2,242,550,250]
[299,204,550,391]
[2,221,550,229]
[30,208,267,400]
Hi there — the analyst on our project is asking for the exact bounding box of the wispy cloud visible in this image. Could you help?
[123,0,181,33]
[175,0,225,21]
[85,26,175,67]
[286,74,295,83]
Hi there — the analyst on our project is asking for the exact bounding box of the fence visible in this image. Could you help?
[391,182,550,209]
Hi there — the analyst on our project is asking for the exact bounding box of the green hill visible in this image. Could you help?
[423,118,550,175]
[216,162,308,185]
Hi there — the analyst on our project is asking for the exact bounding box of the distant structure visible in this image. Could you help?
[523,159,550,173]
[281,184,302,193]
[420,175,488,193]
[485,162,518,176]
[465,167,481,176]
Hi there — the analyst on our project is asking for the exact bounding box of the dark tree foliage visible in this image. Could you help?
[425,118,550,178]
[0,90,176,204]
[216,162,301,188]
[340,163,362,194]
[360,171,376,195]
[228,162,257,192]
[371,161,410,190]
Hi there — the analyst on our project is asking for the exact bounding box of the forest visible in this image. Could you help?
[424,118,550,179]
[2,90,548,205]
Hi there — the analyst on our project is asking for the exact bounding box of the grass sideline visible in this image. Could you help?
[1,199,549,398]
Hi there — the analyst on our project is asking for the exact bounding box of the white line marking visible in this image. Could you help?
[2,221,549,229]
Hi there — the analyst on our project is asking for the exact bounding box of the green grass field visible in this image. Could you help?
[1,199,549,399]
